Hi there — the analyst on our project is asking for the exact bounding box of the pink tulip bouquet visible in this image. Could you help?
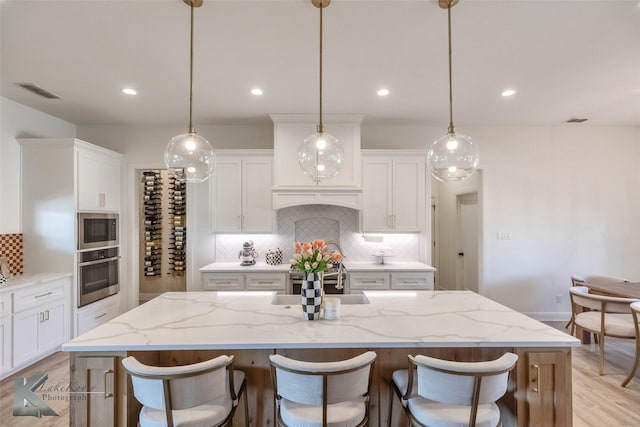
[290,240,343,274]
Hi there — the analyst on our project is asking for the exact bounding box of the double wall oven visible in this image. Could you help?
[77,213,120,307]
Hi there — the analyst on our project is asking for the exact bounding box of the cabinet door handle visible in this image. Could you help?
[95,312,107,320]
[35,291,53,299]
[238,215,242,228]
[388,215,392,228]
[103,369,114,398]
[532,364,540,393]
[393,214,396,228]
[45,310,50,321]
[40,312,45,323]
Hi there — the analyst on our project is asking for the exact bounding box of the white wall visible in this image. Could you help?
[77,122,640,319]
[0,97,76,233]
[365,124,640,319]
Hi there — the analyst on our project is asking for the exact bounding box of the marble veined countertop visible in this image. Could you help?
[199,262,291,272]
[198,261,435,273]
[0,272,72,294]
[62,291,579,352]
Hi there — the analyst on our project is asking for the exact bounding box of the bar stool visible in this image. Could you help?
[122,354,248,427]
[389,352,518,427]
[269,351,377,427]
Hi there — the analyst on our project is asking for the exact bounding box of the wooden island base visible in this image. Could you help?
[70,346,572,427]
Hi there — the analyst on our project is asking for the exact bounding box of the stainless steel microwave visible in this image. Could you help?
[78,213,119,250]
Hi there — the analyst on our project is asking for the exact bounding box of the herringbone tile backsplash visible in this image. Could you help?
[215,205,420,264]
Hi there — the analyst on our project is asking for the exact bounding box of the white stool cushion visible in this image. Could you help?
[575,312,636,337]
[393,369,500,427]
[280,397,366,427]
[138,370,244,427]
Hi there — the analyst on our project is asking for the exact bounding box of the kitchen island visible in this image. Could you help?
[63,291,579,426]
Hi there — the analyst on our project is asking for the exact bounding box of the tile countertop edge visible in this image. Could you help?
[0,272,72,294]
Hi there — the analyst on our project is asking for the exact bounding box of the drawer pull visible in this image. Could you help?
[258,281,274,284]
[216,281,231,285]
[35,291,53,299]
[361,280,379,284]
[103,369,114,398]
[532,364,540,393]
[94,312,107,320]
[402,281,419,284]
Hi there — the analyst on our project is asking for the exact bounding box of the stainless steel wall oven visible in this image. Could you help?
[78,247,120,307]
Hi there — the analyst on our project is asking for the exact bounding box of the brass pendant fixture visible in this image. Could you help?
[163,0,215,183]
[298,0,344,185]
[427,0,479,182]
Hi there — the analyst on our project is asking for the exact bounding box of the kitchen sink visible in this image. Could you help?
[271,294,370,305]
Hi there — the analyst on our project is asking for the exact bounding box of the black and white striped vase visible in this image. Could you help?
[301,272,322,320]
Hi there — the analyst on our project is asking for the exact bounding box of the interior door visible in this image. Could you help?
[456,192,478,292]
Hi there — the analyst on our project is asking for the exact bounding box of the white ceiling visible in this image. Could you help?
[1,0,639,128]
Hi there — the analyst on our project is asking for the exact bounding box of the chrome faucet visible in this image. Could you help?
[322,240,345,289]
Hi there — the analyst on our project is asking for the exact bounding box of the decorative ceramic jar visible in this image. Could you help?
[301,272,322,320]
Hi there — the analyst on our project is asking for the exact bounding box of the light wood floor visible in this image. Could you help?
[1,323,639,426]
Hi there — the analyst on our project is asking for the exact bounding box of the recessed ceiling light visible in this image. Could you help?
[377,88,390,97]
[250,88,263,96]
[501,89,516,97]
[122,88,137,95]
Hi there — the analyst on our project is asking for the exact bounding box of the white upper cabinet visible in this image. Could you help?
[77,144,121,212]
[271,115,363,189]
[210,153,273,233]
[362,152,425,232]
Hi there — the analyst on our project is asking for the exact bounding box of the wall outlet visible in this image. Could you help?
[497,232,512,240]
[555,294,562,304]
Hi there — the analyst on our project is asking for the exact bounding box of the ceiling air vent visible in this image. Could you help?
[15,83,62,99]
[565,117,588,123]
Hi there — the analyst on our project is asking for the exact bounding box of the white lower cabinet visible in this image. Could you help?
[12,278,70,368]
[0,314,13,374]
[77,294,120,336]
[349,273,390,291]
[202,272,286,292]
[350,271,434,293]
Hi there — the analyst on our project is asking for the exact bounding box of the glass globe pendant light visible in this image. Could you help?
[298,0,344,185]
[427,0,479,182]
[164,0,215,183]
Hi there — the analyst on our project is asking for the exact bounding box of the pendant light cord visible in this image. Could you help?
[447,4,455,135]
[188,2,195,134]
[318,1,324,133]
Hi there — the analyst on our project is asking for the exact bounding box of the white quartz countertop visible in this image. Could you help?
[0,272,72,294]
[62,291,579,352]
[199,262,290,272]
[345,262,435,272]
[198,261,435,273]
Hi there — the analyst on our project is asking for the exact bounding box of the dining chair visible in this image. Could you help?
[565,274,591,329]
[622,301,640,387]
[388,352,518,427]
[569,288,638,375]
[269,351,377,427]
[122,354,248,427]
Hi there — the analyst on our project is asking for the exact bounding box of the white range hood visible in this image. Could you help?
[270,114,363,210]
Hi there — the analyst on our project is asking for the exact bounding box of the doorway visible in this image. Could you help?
[431,171,482,292]
[456,192,479,292]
